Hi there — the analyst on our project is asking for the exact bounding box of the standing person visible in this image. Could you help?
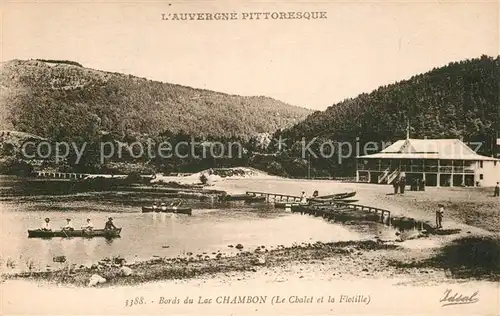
[436,204,444,229]
[41,218,52,231]
[300,191,307,203]
[420,179,426,191]
[393,178,399,194]
[399,176,406,194]
[494,182,499,197]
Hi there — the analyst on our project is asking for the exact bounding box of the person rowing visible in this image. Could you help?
[61,218,74,231]
[41,218,52,231]
[82,218,94,231]
[104,217,117,230]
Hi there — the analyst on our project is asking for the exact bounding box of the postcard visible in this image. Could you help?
[1,1,499,315]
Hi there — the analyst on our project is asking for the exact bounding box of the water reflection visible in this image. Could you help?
[1,176,398,273]
[104,238,115,245]
[82,237,97,256]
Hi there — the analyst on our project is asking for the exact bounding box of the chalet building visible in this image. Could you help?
[356,138,500,187]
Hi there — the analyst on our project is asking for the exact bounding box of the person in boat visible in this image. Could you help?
[160,202,167,211]
[152,202,158,210]
[312,190,319,198]
[104,217,117,230]
[41,218,52,231]
[62,218,74,231]
[82,218,94,230]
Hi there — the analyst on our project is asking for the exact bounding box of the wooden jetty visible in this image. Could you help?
[291,201,435,232]
[291,202,390,225]
[244,190,438,233]
[34,171,90,179]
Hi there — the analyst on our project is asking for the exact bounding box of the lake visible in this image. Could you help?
[0,176,393,273]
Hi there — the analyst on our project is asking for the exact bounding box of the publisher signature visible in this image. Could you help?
[440,289,479,307]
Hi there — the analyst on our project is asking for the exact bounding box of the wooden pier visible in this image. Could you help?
[34,171,89,179]
[247,191,434,232]
[291,202,391,225]
[245,191,303,202]
[291,201,434,232]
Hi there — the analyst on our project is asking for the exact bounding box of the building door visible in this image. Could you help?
[464,175,474,187]
[426,174,437,186]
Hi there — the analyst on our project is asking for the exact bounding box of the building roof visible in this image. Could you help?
[358,138,499,161]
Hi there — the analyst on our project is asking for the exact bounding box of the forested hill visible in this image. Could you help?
[0,59,311,140]
[281,55,500,147]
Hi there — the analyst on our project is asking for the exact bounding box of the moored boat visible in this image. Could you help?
[28,228,122,238]
[142,206,192,215]
[219,193,266,203]
[311,199,359,206]
[316,191,356,200]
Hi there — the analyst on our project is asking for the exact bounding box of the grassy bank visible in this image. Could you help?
[392,235,500,281]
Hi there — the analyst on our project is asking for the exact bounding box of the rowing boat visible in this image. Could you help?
[311,199,359,206]
[219,194,266,203]
[142,206,192,215]
[28,228,122,238]
[316,191,357,200]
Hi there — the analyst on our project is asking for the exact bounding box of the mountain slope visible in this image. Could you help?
[0,59,311,140]
[282,55,500,148]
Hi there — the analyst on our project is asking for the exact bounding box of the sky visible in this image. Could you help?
[1,1,498,110]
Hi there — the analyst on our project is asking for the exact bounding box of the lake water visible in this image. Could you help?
[0,176,393,273]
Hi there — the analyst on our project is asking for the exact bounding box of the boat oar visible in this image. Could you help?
[61,228,69,238]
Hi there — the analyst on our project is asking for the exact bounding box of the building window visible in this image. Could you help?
[479,174,484,180]
[480,161,483,168]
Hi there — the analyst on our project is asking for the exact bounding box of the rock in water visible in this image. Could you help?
[88,274,106,287]
[120,266,133,276]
